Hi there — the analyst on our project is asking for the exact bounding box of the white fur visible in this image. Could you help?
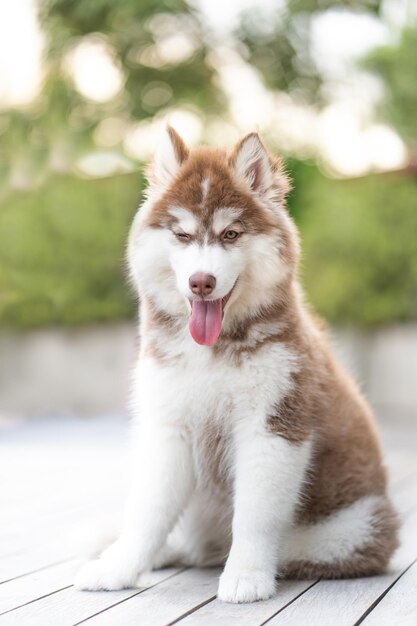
[218,431,312,602]
[201,177,210,203]
[168,207,198,235]
[170,240,245,301]
[128,224,187,318]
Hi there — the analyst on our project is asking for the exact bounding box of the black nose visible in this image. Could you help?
[189,273,216,297]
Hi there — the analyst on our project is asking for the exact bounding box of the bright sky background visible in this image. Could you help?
[0,0,413,176]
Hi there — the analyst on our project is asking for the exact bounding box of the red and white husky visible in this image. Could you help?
[75,128,398,603]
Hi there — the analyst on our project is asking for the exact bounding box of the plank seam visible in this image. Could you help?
[258,579,321,626]
[0,585,73,617]
[166,595,217,625]
[72,568,188,626]
[352,558,417,626]
[0,559,71,586]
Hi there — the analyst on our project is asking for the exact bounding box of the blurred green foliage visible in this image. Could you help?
[0,174,141,328]
[0,0,224,188]
[0,0,387,187]
[43,0,224,117]
[362,26,417,150]
[237,0,383,105]
[290,165,417,326]
[1,166,416,329]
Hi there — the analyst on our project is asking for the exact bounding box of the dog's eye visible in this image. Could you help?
[223,230,239,241]
[174,232,191,242]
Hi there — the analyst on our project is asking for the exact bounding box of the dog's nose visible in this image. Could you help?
[189,273,216,297]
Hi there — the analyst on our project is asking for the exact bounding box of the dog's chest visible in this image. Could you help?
[162,334,298,488]
[139,328,297,486]
[169,332,296,416]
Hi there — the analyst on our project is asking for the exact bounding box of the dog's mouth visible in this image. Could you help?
[188,286,235,347]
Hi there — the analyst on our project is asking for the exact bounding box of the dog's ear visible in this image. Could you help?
[231,133,289,202]
[151,126,189,189]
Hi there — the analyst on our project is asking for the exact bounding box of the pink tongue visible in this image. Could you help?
[189,299,223,346]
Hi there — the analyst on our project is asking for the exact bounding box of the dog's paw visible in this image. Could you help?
[74,538,141,591]
[74,558,135,591]
[217,568,276,603]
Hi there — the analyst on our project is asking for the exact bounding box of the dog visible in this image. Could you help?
[75,127,399,603]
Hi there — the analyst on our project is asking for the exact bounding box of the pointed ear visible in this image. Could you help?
[152,126,189,188]
[231,133,275,195]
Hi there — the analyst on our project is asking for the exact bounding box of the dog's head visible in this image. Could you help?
[128,127,299,346]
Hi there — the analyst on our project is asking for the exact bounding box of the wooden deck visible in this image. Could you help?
[1,413,416,625]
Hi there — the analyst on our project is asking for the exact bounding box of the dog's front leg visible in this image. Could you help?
[75,416,194,591]
[218,421,311,603]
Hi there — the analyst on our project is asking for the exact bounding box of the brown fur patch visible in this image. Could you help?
[264,301,392,524]
[145,147,288,245]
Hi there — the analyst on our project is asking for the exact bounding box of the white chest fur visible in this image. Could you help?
[134,326,298,429]
[131,327,299,490]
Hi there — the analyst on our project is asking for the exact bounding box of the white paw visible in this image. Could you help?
[74,556,136,591]
[74,539,140,591]
[217,568,276,603]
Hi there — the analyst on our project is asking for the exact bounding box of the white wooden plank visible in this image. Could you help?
[0,416,127,530]
[0,500,119,564]
[0,568,181,626]
[0,550,73,584]
[385,452,417,485]
[390,471,417,519]
[264,571,412,626]
[390,508,417,572]
[77,568,219,626]
[175,580,316,626]
[361,560,417,626]
[0,560,79,615]
[0,487,122,537]
[0,416,127,581]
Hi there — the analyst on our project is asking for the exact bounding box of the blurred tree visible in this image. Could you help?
[42,0,224,118]
[236,0,383,105]
[0,0,387,189]
[361,25,417,166]
[0,0,224,189]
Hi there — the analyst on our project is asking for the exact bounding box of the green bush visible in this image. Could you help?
[0,174,142,328]
[0,166,416,330]
[290,167,417,326]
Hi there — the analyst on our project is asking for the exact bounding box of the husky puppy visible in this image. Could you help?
[75,128,398,603]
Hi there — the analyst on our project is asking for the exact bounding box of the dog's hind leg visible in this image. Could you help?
[282,495,399,579]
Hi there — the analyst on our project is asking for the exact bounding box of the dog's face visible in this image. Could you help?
[128,128,299,346]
